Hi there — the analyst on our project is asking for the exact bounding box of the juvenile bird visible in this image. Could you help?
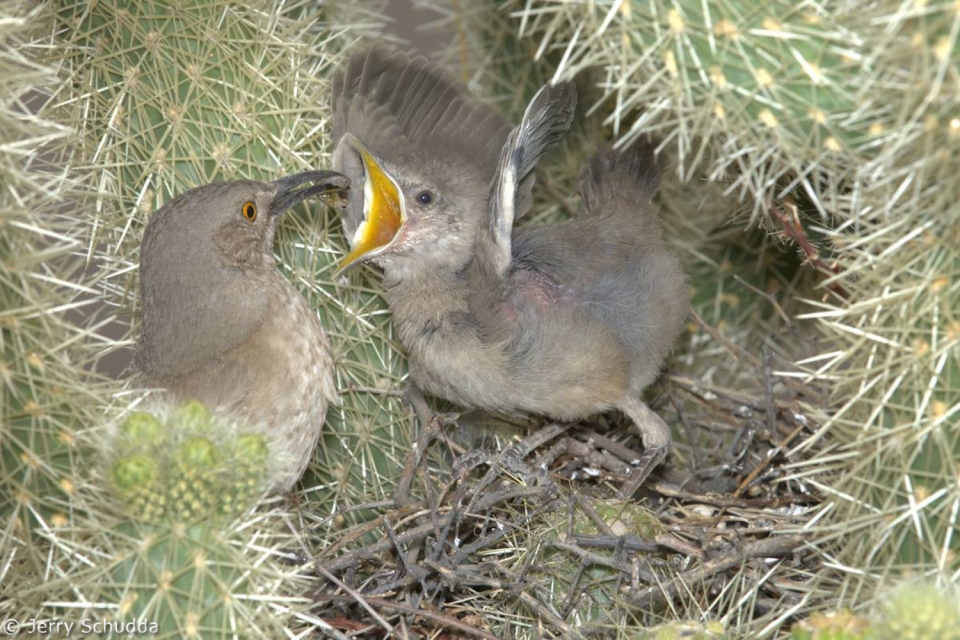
[332,45,689,492]
[133,171,349,489]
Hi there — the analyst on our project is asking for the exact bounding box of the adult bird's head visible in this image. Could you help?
[136,171,349,377]
[331,44,512,276]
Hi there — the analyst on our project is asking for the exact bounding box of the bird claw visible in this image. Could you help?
[617,445,667,499]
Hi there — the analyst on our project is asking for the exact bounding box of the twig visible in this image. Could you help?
[732,274,794,329]
[574,493,616,537]
[395,413,448,506]
[313,563,395,635]
[448,491,560,565]
[650,481,819,508]
[341,384,405,396]
[428,565,576,637]
[569,534,665,554]
[733,419,808,498]
[464,423,570,514]
[315,593,500,640]
[315,486,554,574]
[550,540,658,583]
[689,311,824,405]
[668,372,773,411]
[625,535,807,609]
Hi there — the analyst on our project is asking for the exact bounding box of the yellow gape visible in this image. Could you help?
[336,146,405,274]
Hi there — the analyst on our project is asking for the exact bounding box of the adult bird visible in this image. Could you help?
[133,171,349,489]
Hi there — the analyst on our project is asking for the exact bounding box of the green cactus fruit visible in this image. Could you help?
[236,434,268,462]
[112,454,158,493]
[172,436,219,521]
[223,434,269,516]
[791,610,873,640]
[874,583,960,640]
[113,454,167,522]
[177,436,218,470]
[107,407,274,523]
[175,401,214,432]
[120,412,165,446]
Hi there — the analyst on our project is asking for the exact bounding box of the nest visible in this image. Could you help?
[309,307,828,638]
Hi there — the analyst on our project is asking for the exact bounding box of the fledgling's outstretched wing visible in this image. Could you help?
[478,82,577,278]
[331,43,512,237]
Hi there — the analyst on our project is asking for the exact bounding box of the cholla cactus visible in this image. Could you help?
[0,0,105,574]
[23,404,310,639]
[107,403,274,522]
[23,494,314,639]
[791,582,960,640]
[646,621,728,640]
[873,582,960,640]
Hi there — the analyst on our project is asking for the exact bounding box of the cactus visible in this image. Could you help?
[791,611,873,640]
[791,582,960,640]
[646,621,728,640]
[7,0,956,634]
[28,491,310,639]
[31,405,307,638]
[2,0,396,635]
[873,582,960,640]
[803,215,960,591]
[107,404,273,522]
[0,0,106,575]
[529,500,664,626]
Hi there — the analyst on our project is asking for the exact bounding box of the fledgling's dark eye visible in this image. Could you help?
[416,191,433,205]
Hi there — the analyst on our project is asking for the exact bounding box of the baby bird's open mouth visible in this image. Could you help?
[333,134,406,275]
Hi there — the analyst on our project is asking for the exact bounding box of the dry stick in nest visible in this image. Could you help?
[312,423,586,636]
[317,593,501,640]
[313,487,565,634]
[425,562,576,637]
[625,535,808,609]
[315,485,556,575]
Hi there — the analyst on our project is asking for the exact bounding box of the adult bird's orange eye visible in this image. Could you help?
[242,201,257,222]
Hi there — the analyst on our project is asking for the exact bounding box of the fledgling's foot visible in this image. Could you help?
[618,397,672,498]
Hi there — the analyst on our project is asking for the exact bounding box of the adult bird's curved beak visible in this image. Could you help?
[333,134,406,276]
[270,170,351,217]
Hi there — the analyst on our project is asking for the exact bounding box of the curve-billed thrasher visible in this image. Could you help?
[133,171,349,489]
[331,45,689,493]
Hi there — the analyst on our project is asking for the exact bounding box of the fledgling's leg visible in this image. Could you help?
[617,395,671,498]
